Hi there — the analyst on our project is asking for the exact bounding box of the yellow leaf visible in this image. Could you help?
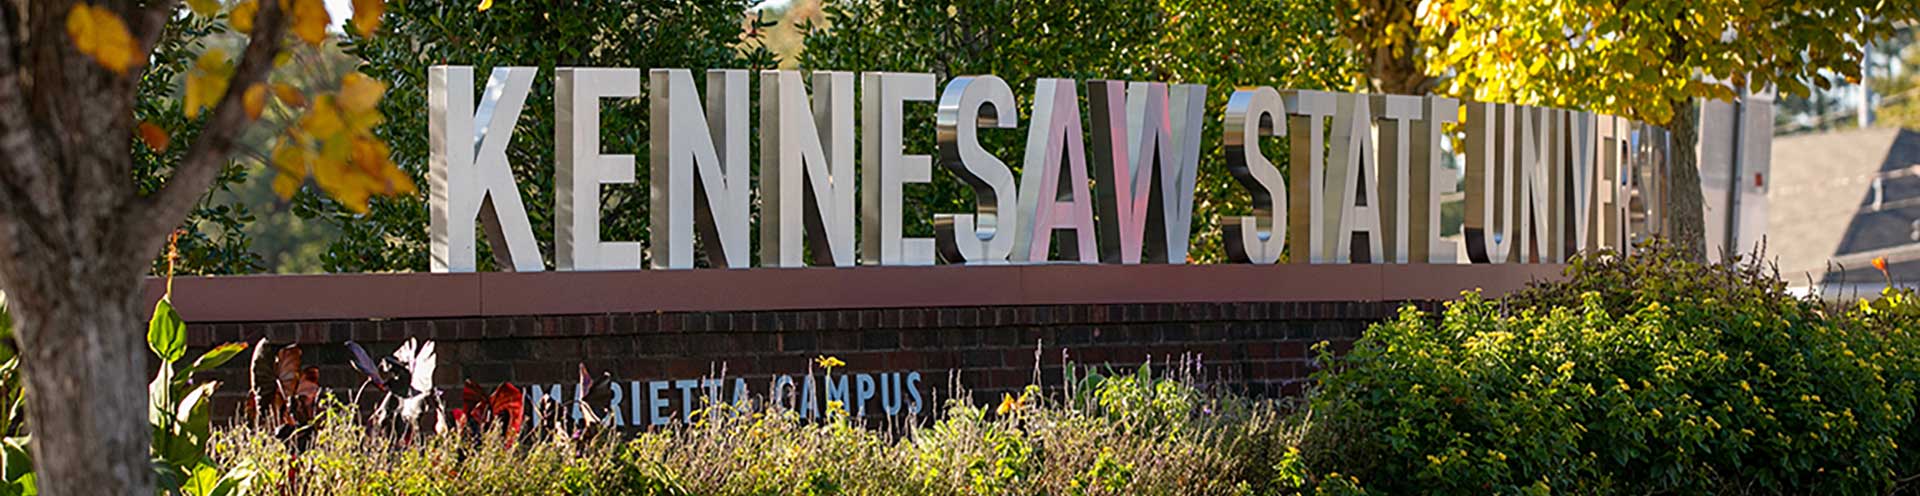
[65,4,137,75]
[270,139,309,175]
[243,84,268,120]
[478,0,492,11]
[317,123,352,162]
[137,121,170,152]
[271,172,302,199]
[229,0,257,33]
[337,73,386,115]
[349,137,390,175]
[273,83,307,109]
[184,49,232,118]
[187,0,220,17]
[194,47,234,77]
[351,0,385,34]
[383,159,416,194]
[184,73,227,118]
[298,95,345,138]
[312,153,370,213]
[290,0,330,46]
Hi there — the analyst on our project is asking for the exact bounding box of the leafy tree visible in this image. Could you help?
[0,0,412,492]
[800,0,1359,263]
[1423,0,1920,260]
[1338,0,1449,95]
[308,0,765,272]
[136,26,266,276]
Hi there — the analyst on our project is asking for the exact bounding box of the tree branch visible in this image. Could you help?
[127,0,286,254]
[133,0,180,57]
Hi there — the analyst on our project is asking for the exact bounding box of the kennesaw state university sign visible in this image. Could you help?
[165,67,1668,425]
[424,66,1672,271]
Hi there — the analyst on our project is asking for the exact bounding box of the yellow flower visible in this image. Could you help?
[66,4,136,75]
[814,356,846,371]
[997,393,1016,416]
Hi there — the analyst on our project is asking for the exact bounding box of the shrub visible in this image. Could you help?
[1307,244,1920,494]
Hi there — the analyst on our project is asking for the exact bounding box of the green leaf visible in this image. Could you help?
[149,362,175,430]
[1,437,27,483]
[182,343,248,376]
[180,463,226,496]
[148,298,186,364]
[0,298,13,365]
[176,381,219,448]
[151,458,186,493]
[207,466,254,496]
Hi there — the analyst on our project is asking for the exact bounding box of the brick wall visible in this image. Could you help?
[187,300,1433,424]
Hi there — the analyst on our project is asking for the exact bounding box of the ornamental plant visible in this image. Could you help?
[1307,243,1920,493]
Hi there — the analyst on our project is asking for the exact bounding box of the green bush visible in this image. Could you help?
[1307,244,1920,494]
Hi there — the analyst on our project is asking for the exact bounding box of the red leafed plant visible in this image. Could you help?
[245,338,321,442]
[453,380,525,446]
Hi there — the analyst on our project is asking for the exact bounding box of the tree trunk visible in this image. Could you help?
[1664,99,1708,261]
[1368,55,1433,96]
[0,0,291,491]
[4,267,151,495]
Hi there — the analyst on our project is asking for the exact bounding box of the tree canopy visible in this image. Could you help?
[1429,0,1914,126]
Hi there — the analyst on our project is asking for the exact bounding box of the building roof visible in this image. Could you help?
[1767,127,1920,286]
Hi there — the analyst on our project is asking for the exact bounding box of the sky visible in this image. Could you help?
[325,0,351,30]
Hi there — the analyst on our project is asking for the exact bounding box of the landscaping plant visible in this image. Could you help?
[1306,243,1920,494]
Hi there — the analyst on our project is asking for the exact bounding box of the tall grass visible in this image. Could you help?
[211,359,1315,495]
